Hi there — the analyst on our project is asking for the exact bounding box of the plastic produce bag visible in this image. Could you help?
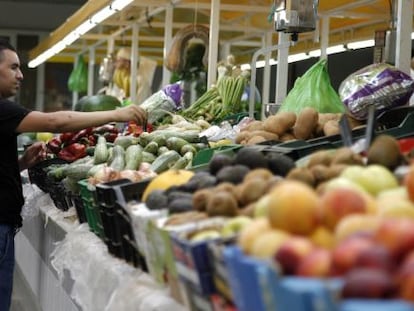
[279,59,345,114]
[339,63,414,120]
[68,55,88,93]
[139,82,183,123]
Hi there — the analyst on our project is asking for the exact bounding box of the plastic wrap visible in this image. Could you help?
[279,59,345,114]
[339,63,414,120]
[21,183,51,219]
[139,83,183,123]
[50,224,184,311]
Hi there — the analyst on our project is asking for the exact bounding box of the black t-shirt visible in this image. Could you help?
[0,99,31,226]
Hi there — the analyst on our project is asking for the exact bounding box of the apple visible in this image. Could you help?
[253,194,270,218]
[190,229,221,242]
[319,187,369,230]
[323,176,366,193]
[250,229,290,259]
[396,250,414,302]
[267,180,321,235]
[404,164,414,203]
[274,236,315,275]
[331,233,376,275]
[296,248,332,277]
[374,218,414,262]
[353,243,394,272]
[376,196,414,220]
[341,268,397,299]
[36,132,54,142]
[341,165,399,196]
[220,215,253,237]
[237,218,272,254]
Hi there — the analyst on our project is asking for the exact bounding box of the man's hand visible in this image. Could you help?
[115,105,147,125]
[19,142,47,171]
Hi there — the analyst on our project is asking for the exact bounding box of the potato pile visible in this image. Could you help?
[235,107,364,145]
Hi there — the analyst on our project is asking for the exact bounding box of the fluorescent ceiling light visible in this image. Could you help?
[308,49,321,57]
[111,0,134,11]
[326,44,346,55]
[74,20,95,36]
[288,53,309,63]
[91,6,113,24]
[347,39,375,50]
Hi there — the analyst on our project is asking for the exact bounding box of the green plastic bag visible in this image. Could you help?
[279,59,345,114]
[68,55,88,93]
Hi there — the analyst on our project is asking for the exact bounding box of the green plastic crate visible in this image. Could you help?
[78,179,104,239]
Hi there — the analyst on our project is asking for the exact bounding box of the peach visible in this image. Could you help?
[237,218,272,254]
[296,248,332,277]
[267,180,321,235]
[334,214,381,243]
[309,226,335,249]
[331,233,377,275]
[374,218,414,262]
[274,236,315,275]
[396,251,414,302]
[404,164,414,203]
[319,187,369,230]
[354,244,394,272]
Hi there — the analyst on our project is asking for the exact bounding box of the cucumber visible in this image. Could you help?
[109,145,125,171]
[170,156,187,169]
[180,144,197,156]
[157,146,170,156]
[150,150,181,173]
[87,163,105,177]
[124,145,143,170]
[94,136,109,164]
[151,134,167,147]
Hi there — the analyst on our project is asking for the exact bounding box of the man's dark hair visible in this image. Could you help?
[0,39,16,61]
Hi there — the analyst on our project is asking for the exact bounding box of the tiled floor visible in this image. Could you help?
[10,265,41,311]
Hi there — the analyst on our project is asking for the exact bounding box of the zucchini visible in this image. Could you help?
[142,151,156,164]
[166,137,190,153]
[64,163,94,180]
[143,141,159,155]
[170,156,187,169]
[151,134,167,147]
[144,130,201,144]
[150,150,181,173]
[94,136,109,164]
[109,145,125,171]
[157,146,170,156]
[124,145,143,170]
[114,135,139,149]
[180,144,197,156]
[87,163,106,177]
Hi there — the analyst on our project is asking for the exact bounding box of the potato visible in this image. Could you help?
[323,119,340,136]
[244,120,264,132]
[307,150,335,168]
[235,131,250,144]
[309,164,331,184]
[293,107,319,140]
[330,147,364,165]
[286,167,315,187]
[280,132,296,142]
[246,135,267,145]
[263,112,296,135]
[249,130,279,142]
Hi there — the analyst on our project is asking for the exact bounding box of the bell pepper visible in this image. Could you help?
[67,127,93,145]
[58,143,87,162]
[47,137,62,154]
[59,132,75,143]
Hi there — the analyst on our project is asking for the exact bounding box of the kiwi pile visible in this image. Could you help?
[145,147,295,217]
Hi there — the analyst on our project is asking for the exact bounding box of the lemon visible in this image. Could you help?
[36,132,54,142]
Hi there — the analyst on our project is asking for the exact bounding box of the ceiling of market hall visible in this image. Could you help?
[28,0,410,65]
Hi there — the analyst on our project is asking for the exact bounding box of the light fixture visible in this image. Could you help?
[326,44,346,55]
[347,39,375,50]
[288,53,309,63]
[28,0,134,68]
[308,49,321,57]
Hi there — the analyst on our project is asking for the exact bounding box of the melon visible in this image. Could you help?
[142,169,194,202]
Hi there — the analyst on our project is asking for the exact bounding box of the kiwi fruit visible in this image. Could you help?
[285,167,315,187]
[243,168,274,182]
[238,177,269,206]
[192,188,213,211]
[206,191,239,217]
[367,134,402,169]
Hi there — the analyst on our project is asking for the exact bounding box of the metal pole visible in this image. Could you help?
[320,17,330,60]
[274,33,290,118]
[88,47,95,96]
[207,0,220,87]
[262,32,273,110]
[130,23,139,103]
[162,4,173,86]
[395,0,413,74]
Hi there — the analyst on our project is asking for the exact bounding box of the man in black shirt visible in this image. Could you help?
[0,39,147,311]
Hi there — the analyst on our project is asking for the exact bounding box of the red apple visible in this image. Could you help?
[319,187,369,230]
[331,233,376,275]
[374,218,414,262]
[274,236,315,275]
[404,164,414,203]
[341,268,397,299]
[296,248,332,277]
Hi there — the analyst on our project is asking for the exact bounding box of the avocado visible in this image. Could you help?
[234,147,268,169]
[168,197,194,214]
[145,189,168,210]
[266,152,296,177]
[209,153,233,175]
[216,164,250,184]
